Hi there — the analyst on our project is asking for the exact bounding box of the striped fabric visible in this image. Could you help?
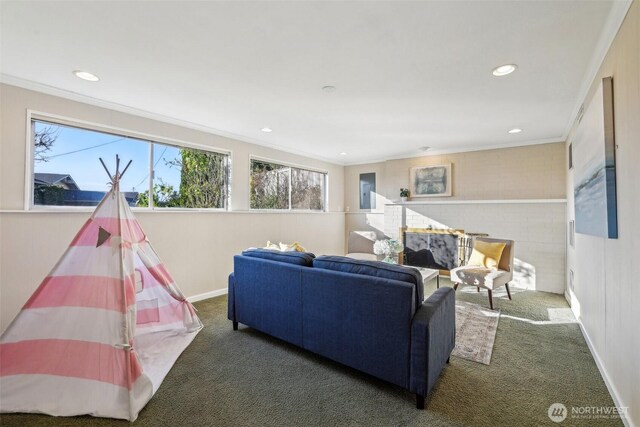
[0,190,202,421]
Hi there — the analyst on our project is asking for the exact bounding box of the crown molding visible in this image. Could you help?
[0,74,343,166]
[561,0,633,141]
[0,75,566,168]
[343,137,565,166]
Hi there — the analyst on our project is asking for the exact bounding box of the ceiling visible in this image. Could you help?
[0,1,627,165]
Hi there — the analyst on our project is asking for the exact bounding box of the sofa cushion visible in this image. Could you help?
[313,256,423,306]
[242,248,315,266]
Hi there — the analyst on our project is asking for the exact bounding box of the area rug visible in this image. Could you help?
[452,301,500,365]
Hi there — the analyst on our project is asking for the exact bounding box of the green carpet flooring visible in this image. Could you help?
[1,280,621,426]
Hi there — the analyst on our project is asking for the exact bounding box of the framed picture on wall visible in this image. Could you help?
[409,164,452,197]
[572,76,618,239]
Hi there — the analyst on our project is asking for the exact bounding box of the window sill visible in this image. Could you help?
[385,198,567,205]
[0,208,341,214]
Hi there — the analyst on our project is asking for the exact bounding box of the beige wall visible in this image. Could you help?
[0,211,344,331]
[343,162,388,248]
[344,143,566,210]
[565,2,640,424]
[344,143,567,293]
[0,84,344,211]
[0,84,345,330]
[344,162,387,213]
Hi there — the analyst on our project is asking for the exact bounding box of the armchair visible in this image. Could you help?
[450,237,514,310]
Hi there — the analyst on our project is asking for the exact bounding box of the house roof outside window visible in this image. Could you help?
[34,173,80,190]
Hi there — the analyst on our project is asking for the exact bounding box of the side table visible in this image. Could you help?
[415,267,440,289]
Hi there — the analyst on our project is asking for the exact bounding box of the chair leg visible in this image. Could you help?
[416,394,425,410]
[436,275,440,289]
[476,286,480,292]
[488,290,494,310]
[505,283,512,300]
[446,357,450,364]
[233,321,238,331]
[453,283,459,291]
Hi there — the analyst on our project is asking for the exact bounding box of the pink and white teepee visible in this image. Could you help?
[0,157,202,421]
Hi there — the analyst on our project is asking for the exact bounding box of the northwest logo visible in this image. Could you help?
[548,403,568,423]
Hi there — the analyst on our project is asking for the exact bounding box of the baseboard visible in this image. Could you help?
[576,320,634,427]
[187,288,228,303]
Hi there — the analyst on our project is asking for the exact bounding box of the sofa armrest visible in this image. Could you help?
[409,287,456,399]
[228,272,236,322]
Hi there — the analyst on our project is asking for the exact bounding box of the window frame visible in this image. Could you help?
[25,110,231,211]
[249,155,329,212]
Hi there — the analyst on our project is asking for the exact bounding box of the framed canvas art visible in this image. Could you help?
[409,164,452,197]
[572,76,618,239]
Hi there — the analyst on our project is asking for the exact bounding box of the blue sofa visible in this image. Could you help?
[227,249,456,409]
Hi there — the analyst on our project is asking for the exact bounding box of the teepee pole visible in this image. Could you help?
[114,156,121,191]
[114,176,135,420]
[99,158,113,184]
[120,160,133,180]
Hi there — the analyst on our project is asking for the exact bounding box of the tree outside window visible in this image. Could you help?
[250,159,326,211]
[31,119,229,209]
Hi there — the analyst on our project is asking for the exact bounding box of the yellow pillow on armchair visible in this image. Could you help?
[467,240,506,270]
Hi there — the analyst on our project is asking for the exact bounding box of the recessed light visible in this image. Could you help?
[261,127,273,133]
[340,152,347,156]
[322,86,336,93]
[508,128,523,134]
[492,64,517,77]
[73,70,100,82]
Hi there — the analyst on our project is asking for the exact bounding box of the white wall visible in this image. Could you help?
[383,202,566,293]
[565,2,640,425]
[0,84,345,331]
[344,143,567,293]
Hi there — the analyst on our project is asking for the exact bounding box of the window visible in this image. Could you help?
[250,159,326,211]
[149,142,228,209]
[30,118,229,209]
